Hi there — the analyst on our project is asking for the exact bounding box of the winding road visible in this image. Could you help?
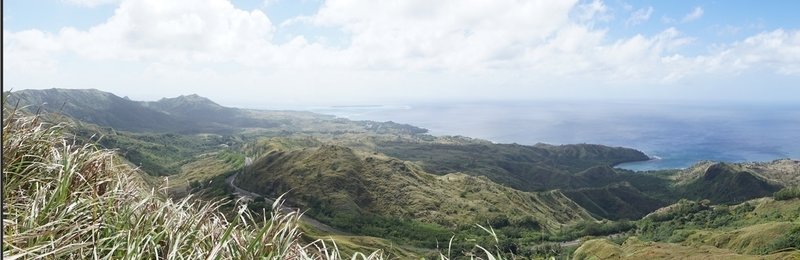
[226,160,349,235]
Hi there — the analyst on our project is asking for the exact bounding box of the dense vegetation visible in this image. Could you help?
[775,186,800,201]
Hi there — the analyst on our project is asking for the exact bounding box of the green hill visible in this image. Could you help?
[740,159,800,187]
[562,181,667,220]
[677,162,782,204]
[233,143,596,247]
[374,140,650,192]
[574,236,800,260]
[563,161,786,220]
[574,197,800,259]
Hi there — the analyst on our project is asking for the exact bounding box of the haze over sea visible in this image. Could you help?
[308,100,800,171]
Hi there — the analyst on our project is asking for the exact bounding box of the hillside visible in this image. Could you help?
[573,236,799,260]
[676,162,782,204]
[562,161,790,220]
[233,143,596,248]
[742,159,800,187]
[562,181,667,220]
[576,197,800,259]
[374,140,650,191]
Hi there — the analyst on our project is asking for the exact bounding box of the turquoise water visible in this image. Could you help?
[310,101,800,171]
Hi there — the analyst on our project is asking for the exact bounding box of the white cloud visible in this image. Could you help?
[262,0,281,8]
[62,0,120,7]
[309,0,579,70]
[57,0,278,66]
[3,29,62,74]
[706,29,800,75]
[625,6,653,27]
[573,0,612,23]
[3,0,800,104]
[682,7,703,23]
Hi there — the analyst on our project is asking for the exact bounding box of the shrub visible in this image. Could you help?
[759,226,800,254]
[774,187,800,201]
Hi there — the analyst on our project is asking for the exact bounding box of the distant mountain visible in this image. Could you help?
[141,94,259,128]
[7,89,278,133]
[7,88,185,132]
[143,94,233,118]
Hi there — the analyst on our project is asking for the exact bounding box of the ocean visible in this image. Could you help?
[309,100,800,171]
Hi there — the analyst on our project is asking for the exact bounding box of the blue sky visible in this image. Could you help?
[4,0,799,107]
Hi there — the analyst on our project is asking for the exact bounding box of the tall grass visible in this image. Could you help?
[1,108,380,259]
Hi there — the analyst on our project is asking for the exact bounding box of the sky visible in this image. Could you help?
[3,0,800,108]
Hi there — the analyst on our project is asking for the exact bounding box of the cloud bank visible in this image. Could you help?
[3,0,799,105]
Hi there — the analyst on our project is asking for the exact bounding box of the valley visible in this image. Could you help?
[5,88,800,259]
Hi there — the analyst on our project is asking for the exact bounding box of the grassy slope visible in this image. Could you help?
[237,144,594,227]
[372,139,680,221]
[153,147,435,258]
[573,159,800,259]
[676,162,782,204]
[741,159,800,187]
[678,198,800,255]
[232,144,596,250]
[562,182,667,220]
[161,151,244,197]
[575,198,800,259]
[564,161,788,221]
[574,237,799,260]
